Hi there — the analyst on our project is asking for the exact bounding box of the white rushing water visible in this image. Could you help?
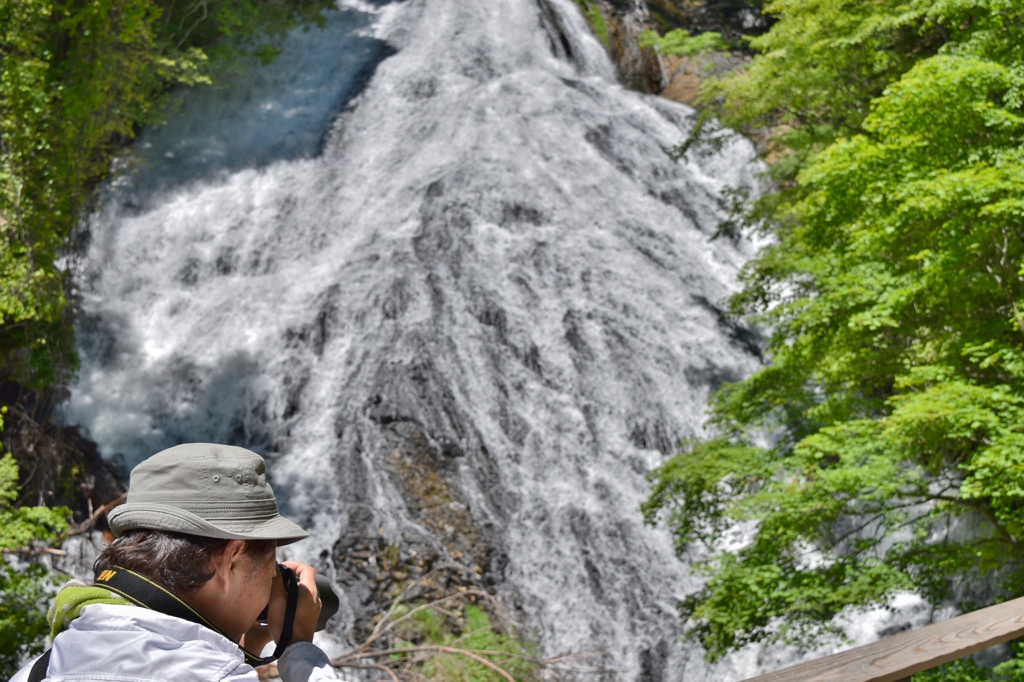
[64,0,925,679]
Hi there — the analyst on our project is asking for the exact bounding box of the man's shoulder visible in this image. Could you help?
[33,604,257,682]
[8,654,36,682]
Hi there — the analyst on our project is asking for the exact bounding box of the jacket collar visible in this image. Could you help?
[70,603,244,658]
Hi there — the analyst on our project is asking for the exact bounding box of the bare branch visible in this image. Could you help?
[2,547,67,556]
[67,492,127,536]
[351,588,498,654]
[176,0,209,49]
[334,645,515,682]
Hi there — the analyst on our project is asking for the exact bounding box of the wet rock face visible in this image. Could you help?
[586,0,767,98]
[332,419,508,635]
[658,50,751,105]
[644,0,769,42]
[580,0,663,93]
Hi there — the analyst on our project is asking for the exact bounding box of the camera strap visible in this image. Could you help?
[27,649,50,682]
[95,565,299,666]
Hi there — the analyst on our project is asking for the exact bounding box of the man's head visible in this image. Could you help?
[106,443,307,543]
[94,530,278,640]
[96,443,309,641]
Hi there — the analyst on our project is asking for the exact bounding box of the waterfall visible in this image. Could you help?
[64,0,921,678]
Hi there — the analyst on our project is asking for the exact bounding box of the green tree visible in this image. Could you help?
[643,0,1024,676]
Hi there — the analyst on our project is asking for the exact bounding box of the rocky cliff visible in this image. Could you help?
[581,0,766,101]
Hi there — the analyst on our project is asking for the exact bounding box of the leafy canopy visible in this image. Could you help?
[643,0,1024,671]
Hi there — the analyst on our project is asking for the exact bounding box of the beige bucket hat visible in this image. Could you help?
[107,443,309,545]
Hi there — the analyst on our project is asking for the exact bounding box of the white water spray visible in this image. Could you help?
[66,0,926,678]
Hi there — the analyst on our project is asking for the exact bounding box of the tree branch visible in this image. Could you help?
[333,645,515,682]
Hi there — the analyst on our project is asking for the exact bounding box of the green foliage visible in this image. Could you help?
[1,453,69,550]
[390,603,541,681]
[0,423,68,676]
[0,0,334,389]
[638,29,728,57]
[151,0,332,64]
[0,562,56,679]
[913,659,995,682]
[645,0,1024,674]
[573,0,609,48]
[911,641,1024,682]
[684,0,956,191]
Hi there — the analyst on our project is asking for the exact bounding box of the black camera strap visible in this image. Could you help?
[27,649,50,682]
[94,565,299,667]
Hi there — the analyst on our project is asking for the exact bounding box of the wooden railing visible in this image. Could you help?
[742,595,1024,682]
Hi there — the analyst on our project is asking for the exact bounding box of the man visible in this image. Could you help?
[11,443,342,682]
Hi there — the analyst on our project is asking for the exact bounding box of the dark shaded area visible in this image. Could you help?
[499,201,546,229]
[683,363,743,390]
[626,413,677,454]
[284,284,340,357]
[637,639,669,682]
[568,508,607,601]
[76,312,126,371]
[585,124,635,177]
[655,187,703,231]
[122,11,398,206]
[642,0,771,45]
[0,382,126,530]
[692,294,764,361]
[536,0,581,67]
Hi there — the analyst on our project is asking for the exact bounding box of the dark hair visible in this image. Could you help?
[94,530,276,594]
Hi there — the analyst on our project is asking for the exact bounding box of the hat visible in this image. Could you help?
[107,443,309,546]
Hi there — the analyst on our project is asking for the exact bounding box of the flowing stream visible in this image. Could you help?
[64,0,927,678]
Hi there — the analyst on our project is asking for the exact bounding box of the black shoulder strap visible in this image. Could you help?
[95,566,297,666]
[27,649,51,682]
[95,567,219,632]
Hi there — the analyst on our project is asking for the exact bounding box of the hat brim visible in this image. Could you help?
[107,502,309,546]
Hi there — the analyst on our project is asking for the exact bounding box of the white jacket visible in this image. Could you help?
[10,604,342,682]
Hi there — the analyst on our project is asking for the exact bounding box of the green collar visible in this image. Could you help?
[46,582,130,640]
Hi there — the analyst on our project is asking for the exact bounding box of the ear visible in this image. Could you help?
[213,540,248,589]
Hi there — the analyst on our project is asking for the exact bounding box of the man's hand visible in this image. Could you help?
[240,620,273,655]
[267,561,322,645]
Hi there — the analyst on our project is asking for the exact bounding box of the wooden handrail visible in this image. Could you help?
[742,595,1024,682]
